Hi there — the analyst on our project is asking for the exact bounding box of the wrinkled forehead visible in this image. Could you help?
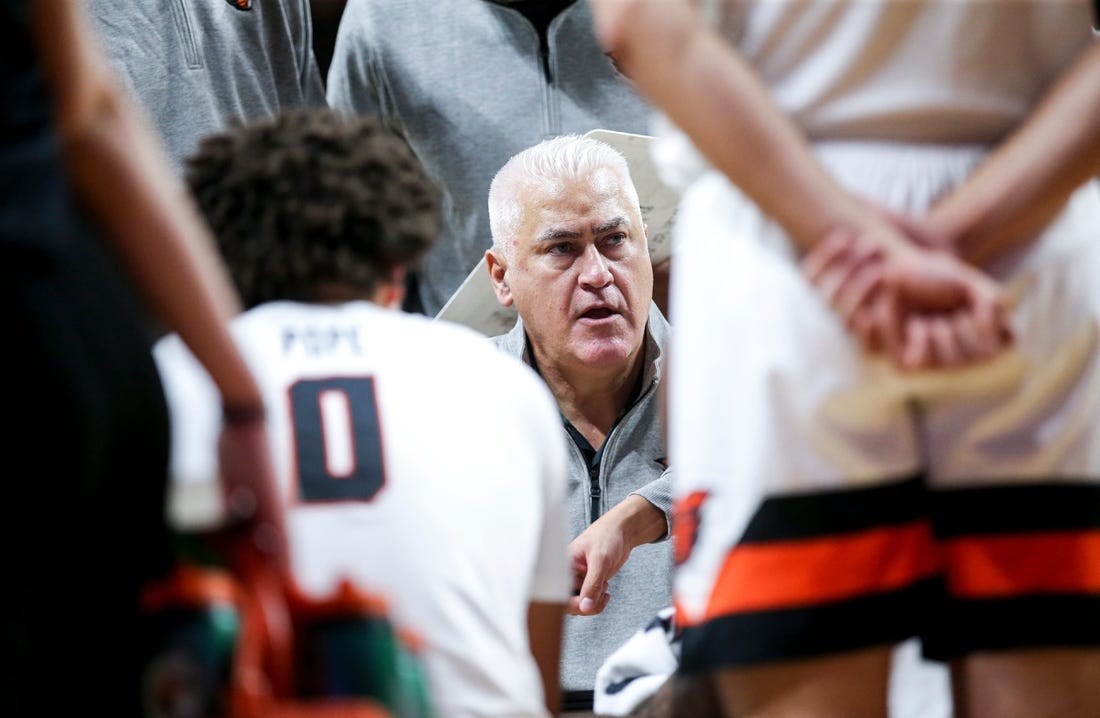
[518,168,641,237]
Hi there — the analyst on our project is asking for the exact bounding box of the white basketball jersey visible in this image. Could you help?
[155,301,571,718]
[712,0,1095,142]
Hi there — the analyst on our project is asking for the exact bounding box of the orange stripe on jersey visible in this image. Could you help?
[943,530,1100,598]
[673,491,708,566]
[704,521,939,620]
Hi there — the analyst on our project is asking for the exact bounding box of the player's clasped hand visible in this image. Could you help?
[802,229,1015,371]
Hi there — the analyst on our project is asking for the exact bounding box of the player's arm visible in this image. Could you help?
[31,0,287,567]
[32,0,252,407]
[589,0,895,253]
[927,42,1100,265]
[528,600,566,715]
[523,384,572,712]
[591,0,1013,370]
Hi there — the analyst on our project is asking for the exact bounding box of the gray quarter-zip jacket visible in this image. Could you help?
[87,0,326,175]
[327,0,653,315]
[491,303,674,692]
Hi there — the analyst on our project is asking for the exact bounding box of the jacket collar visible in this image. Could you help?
[497,302,668,389]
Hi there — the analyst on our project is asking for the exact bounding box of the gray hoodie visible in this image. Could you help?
[327,0,653,315]
[491,303,675,693]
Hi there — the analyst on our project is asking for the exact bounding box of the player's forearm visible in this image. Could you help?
[593,0,873,252]
[67,92,262,408]
[928,43,1100,266]
[528,601,565,715]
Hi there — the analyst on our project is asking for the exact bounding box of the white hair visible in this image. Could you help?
[487,134,640,260]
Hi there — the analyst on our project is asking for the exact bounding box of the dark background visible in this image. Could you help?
[310,0,347,81]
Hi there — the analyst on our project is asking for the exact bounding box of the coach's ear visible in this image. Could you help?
[486,248,513,308]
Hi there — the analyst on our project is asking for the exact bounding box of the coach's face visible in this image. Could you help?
[489,167,652,375]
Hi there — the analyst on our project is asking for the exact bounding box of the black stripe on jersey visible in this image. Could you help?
[923,594,1100,661]
[678,577,940,673]
[931,481,1100,538]
[739,474,925,544]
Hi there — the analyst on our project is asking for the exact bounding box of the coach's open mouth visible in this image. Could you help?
[581,307,615,320]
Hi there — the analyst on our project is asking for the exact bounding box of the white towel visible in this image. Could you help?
[593,607,680,716]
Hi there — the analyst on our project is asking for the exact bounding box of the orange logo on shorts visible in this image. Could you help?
[226,0,253,10]
[673,491,708,566]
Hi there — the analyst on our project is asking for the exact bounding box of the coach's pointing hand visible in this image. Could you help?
[568,494,668,616]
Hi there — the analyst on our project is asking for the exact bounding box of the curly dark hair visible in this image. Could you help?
[185,109,440,309]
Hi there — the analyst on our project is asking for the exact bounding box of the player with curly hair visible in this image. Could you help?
[155,109,573,718]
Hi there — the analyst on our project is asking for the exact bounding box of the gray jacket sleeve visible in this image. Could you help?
[294,0,328,108]
[630,467,672,542]
[325,0,386,118]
